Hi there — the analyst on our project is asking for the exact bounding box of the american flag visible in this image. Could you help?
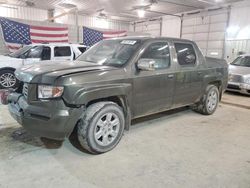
[0,17,68,52]
[83,27,127,46]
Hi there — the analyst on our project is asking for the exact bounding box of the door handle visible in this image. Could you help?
[167,74,174,79]
[197,72,202,75]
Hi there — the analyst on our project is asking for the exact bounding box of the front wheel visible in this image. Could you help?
[0,69,19,89]
[77,102,125,154]
[192,85,219,115]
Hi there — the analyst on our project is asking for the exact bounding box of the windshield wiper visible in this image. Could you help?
[102,63,121,67]
[79,60,96,63]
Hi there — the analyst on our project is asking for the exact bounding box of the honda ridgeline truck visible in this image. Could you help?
[6,37,228,154]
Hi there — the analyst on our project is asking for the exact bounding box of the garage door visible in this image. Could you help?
[225,39,250,62]
[134,18,162,37]
[181,9,229,59]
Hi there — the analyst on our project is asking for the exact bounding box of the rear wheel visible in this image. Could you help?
[192,85,219,115]
[77,102,125,154]
[0,69,19,89]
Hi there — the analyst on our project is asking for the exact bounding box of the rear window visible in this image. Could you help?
[174,43,197,66]
[54,46,71,57]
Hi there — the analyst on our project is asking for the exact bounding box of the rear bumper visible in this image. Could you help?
[227,82,250,95]
[8,93,83,140]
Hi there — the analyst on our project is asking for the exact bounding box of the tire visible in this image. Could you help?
[0,69,19,89]
[192,85,219,115]
[77,102,125,154]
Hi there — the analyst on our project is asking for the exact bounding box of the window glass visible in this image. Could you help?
[78,47,87,53]
[141,42,170,69]
[174,43,197,66]
[41,47,51,60]
[77,40,141,67]
[9,46,32,58]
[25,46,43,58]
[231,56,250,67]
[54,46,71,57]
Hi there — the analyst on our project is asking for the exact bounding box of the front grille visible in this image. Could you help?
[229,74,243,83]
[227,84,240,90]
[22,83,28,98]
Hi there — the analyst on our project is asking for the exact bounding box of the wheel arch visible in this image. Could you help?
[65,84,132,137]
[0,67,16,72]
[86,95,131,131]
[203,74,223,101]
[207,80,223,100]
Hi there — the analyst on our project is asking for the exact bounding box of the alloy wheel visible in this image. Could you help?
[0,73,16,88]
[94,112,120,146]
[207,90,218,112]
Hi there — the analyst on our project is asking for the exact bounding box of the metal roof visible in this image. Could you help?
[1,0,242,21]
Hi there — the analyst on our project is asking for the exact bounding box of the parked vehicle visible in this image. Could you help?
[0,43,87,89]
[6,37,228,154]
[227,55,250,95]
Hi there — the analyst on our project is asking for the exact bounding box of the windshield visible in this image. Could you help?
[9,46,32,58]
[231,56,250,67]
[77,39,141,66]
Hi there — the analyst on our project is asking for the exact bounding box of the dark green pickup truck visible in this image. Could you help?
[6,37,228,154]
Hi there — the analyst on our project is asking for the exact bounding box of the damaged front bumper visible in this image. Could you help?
[7,92,83,140]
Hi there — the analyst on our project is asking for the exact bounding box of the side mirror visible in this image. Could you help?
[137,58,156,71]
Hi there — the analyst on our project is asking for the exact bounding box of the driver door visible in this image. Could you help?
[132,41,176,118]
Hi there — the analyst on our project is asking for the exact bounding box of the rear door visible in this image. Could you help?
[132,40,176,118]
[52,46,73,61]
[172,42,203,107]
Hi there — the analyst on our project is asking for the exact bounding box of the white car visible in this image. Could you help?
[227,55,250,95]
[0,43,87,89]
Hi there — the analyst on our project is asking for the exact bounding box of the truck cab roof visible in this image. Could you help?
[26,43,88,48]
[107,36,193,43]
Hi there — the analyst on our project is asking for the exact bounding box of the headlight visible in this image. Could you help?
[245,77,250,84]
[38,85,64,99]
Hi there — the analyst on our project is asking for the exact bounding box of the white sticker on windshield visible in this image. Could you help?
[121,40,137,45]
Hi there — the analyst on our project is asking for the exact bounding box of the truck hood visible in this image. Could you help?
[15,60,117,83]
[229,64,250,76]
[0,55,18,61]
